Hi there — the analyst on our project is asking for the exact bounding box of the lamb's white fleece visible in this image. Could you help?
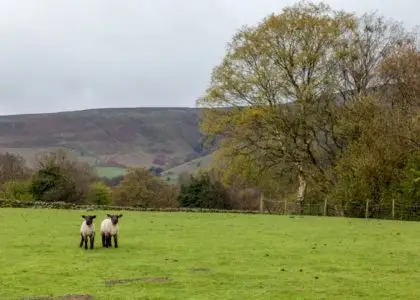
[100,218,118,236]
[80,221,95,237]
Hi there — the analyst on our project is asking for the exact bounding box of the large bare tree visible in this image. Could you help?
[197,1,416,207]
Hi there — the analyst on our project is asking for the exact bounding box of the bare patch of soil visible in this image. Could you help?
[21,295,93,300]
[105,277,170,286]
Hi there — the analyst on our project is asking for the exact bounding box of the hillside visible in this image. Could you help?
[162,154,213,183]
[0,107,210,176]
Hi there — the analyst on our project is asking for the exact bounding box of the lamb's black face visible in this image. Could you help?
[107,214,123,225]
[82,215,96,226]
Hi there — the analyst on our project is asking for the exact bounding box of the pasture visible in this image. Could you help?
[1,208,420,299]
[95,166,127,179]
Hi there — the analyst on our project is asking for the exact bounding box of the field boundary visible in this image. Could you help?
[2,199,418,221]
[0,199,277,215]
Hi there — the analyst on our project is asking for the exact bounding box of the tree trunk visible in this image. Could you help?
[296,163,307,215]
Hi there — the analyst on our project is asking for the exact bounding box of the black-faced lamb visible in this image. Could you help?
[100,214,123,248]
[80,215,96,250]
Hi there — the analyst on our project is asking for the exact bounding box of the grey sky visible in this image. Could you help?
[0,0,417,115]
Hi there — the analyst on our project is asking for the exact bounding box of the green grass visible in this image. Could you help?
[95,166,127,178]
[1,208,420,299]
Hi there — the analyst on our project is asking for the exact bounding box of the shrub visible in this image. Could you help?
[177,171,231,209]
[29,149,95,203]
[0,180,33,201]
[226,187,261,211]
[0,152,31,185]
[148,166,163,176]
[87,181,112,205]
[101,175,124,187]
[113,167,179,208]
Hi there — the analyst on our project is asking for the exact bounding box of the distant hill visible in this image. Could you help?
[0,107,212,178]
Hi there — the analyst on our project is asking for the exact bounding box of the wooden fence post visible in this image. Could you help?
[392,199,395,219]
[365,199,370,219]
[259,192,264,213]
[323,198,328,216]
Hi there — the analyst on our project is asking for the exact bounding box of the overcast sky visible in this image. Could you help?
[0,0,418,115]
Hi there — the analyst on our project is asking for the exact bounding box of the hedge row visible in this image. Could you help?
[0,199,278,215]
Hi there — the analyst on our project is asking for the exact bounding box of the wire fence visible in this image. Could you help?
[1,198,420,221]
[262,197,420,221]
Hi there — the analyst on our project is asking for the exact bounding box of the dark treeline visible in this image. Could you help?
[0,149,262,210]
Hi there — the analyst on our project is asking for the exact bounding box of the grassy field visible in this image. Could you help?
[1,209,420,299]
[95,166,127,178]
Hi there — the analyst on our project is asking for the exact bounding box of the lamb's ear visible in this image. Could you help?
[106,214,112,218]
[118,214,123,218]
[92,215,96,219]
[82,215,86,219]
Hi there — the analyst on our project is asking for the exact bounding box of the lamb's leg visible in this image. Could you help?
[84,235,88,250]
[79,234,84,248]
[113,235,118,248]
[90,235,94,249]
[108,234,112,248]
[107,235,112,248]
[104,234,110,248]
[101,233,106,247]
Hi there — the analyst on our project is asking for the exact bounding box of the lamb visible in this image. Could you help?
[100,214,123,248]
[80,215,96,250]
